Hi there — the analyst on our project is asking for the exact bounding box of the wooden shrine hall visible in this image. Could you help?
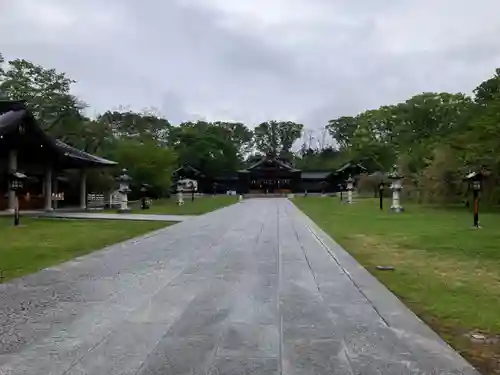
[237,156,302,194]
[0,100,117,211]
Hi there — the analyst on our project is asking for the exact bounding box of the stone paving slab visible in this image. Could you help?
[0,198,480,374]
[39,211,195,222]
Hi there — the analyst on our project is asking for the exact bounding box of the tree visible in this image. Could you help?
[254,120,303,157]
[295,147,343,171]
[169,122,240,177]
[212,121,253,157]
[107,138,177,196]
[0,52,4,85]
[474,68,500,105]
[0,59,85,139]
[97,110,171,145]
[326,116,358,149]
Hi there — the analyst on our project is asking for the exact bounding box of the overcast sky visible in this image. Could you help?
[1,0,500,128]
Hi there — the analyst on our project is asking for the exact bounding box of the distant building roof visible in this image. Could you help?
[336,162,367,174]
[173,164,205,177]
[301,171,333,179]
[240,155,300,173]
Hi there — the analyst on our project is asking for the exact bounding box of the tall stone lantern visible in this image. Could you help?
[346,175,355,204]
[116,169,132,213]
[388,166,404,212]
[177,184,185,206]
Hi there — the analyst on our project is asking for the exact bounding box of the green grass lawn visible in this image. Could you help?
[294,197,500,375]
[127,195,237,215]
[0,217,171,283]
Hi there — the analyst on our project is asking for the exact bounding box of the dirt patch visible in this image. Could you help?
[466,331,500,375]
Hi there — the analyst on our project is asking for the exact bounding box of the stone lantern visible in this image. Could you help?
[8,171,27,226]
[177,184,185,206]
[116,169,132,213]
[388,166,404,212]
[346,175,355,204]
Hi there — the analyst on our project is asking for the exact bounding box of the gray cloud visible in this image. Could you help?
[1,0,500,130]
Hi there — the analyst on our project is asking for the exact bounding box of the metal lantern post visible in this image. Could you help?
[472,179,481,228]
[140,183,150,210]
[321,181,327,197]
[8,171,27,226]
[378,182,385,210]
[189,181,195,202]
[465,171,483,228]
[388,168,404,213]
[346,175,354,204]
[116,169,132,213]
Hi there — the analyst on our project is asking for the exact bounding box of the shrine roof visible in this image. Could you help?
[0,101,116,168]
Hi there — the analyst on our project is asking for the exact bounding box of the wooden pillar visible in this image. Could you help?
[7,150,17,212]
[80,169,87,210]
[53,177,59,209]
[44,166,53,211]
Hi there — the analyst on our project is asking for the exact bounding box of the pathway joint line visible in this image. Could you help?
[303,220,391,328]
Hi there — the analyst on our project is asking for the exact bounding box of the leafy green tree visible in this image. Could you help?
[254,120,303,158]
[474,68,500,105]
[326,116,358,149]
[97,110,171,145]
[107,138,177,196]
[169,122,240,177]
[0,52,4,85]
[213,121,253,157]
[295,147,343,171]
[0,59,85,139]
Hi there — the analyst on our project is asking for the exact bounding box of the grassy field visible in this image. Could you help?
[294,197,500,375]
[0,217,171,283]
[128,195,237,215]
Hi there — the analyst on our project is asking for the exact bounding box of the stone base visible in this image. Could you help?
[117,208,132,214]
[390,206,404,213]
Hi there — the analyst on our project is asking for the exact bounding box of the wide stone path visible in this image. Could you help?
[0,199,479,375]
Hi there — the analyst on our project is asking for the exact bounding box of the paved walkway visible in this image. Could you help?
[40,211,194,222]
[0,199,479,374]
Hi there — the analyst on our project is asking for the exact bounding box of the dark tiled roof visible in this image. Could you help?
[173,165,205,177]
[0,100,25,115]
[244,156,300,172]
[54,140,116,166]
[336,162,367,174]
[0,106,116,167]
[301,171,333,179]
